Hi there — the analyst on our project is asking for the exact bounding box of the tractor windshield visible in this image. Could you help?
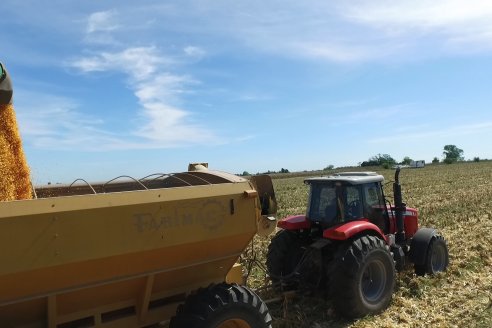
[307,182,363,227]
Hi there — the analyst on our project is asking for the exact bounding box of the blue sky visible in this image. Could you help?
[2,0,492,183]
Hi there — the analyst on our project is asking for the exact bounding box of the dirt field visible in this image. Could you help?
[243,161,492,327]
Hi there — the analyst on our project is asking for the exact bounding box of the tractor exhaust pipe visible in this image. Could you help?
[393,167,406,244]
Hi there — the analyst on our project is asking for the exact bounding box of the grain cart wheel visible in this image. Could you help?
[414,235,449,276]
[266,229,304,290]
[331,235,395,318]
[169,283,272,328]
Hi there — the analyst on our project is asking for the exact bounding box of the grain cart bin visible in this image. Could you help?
[0,164,277,328]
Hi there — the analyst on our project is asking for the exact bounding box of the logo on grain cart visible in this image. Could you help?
[133,200,227,232]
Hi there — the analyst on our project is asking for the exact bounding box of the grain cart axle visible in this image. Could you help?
[267,168,449,318]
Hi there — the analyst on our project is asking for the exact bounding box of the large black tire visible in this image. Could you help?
[415,235,449,276]
[169,283,272,328]
[331,235,395,318]
[266,229,305,289]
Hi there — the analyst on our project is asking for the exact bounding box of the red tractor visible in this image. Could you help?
[267,168,449,318]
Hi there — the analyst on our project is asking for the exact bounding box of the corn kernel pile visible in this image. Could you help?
[0,103,32,201]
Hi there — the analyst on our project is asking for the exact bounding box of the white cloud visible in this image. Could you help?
[14,91,124,150]
[68,46,217,148]
[368,121,492,144]
[134,103,214,144]
[71,47,171,81]
[87,10,120,34]
[150,1,492,63]
[286,42,368,63]
[341,1,492,47]
[343,1,492,29]
[134,73,194,103]
[184,46,206,59]
[84,10,122,45]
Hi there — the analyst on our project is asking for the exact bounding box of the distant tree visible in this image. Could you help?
[361,160,379,167]
[323,164,334,171]
[382,162,392,169]
[279,168,290,174]
[443,158,454,164]
[361,153,396,167]
[378,154,397,166]
[473,157,480,162]
[443,145,464,164]
[401,156,413,165]
[241,171,250,176]
[432,157,440,164]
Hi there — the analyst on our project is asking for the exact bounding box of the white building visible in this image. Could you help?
[410,160,425,168]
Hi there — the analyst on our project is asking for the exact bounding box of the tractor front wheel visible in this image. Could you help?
[415,235,449,276]
[266,229,305,290]
[331,235,395,318]
[169,283,272,328]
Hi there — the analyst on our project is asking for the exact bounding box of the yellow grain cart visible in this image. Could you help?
[0,164,277,328]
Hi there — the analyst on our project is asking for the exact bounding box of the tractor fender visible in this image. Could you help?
[277,215,311,230]
[323,220,386,241]
[409,227,437,265]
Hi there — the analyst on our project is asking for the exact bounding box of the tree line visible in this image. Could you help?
[359,144,475,169]
[240,168,290,176]
[241,144,481,177]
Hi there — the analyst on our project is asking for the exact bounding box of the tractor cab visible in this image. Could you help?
[305,172,388,232]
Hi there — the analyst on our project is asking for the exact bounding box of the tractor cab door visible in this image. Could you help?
[362,182,388,233]
[308,181,387,230]
[307,182,364,227]
[344,184,363,219]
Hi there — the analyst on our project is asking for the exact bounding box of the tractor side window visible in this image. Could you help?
[345,185,362,219]
[365,185,380,206]
[308,184,337,225]
[321,188,337,222]
[319,186,337,223]
[364,183,386,231]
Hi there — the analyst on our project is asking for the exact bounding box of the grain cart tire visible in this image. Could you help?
[169,283,272,328]
[331,235,395,318]
[414,235,449,276]
[266,229,304,290]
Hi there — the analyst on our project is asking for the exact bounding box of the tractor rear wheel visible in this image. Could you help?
[266,229,305,290]
[415,235,449,276]
[169,283,272,328]
[331,235,395,318]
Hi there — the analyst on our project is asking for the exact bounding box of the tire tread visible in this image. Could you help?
[170,283,272,328]
[331,235,395,318]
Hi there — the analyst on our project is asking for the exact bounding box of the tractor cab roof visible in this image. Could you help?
[305,172,384,185]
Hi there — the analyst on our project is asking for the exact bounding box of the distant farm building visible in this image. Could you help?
[410,160,425,168]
